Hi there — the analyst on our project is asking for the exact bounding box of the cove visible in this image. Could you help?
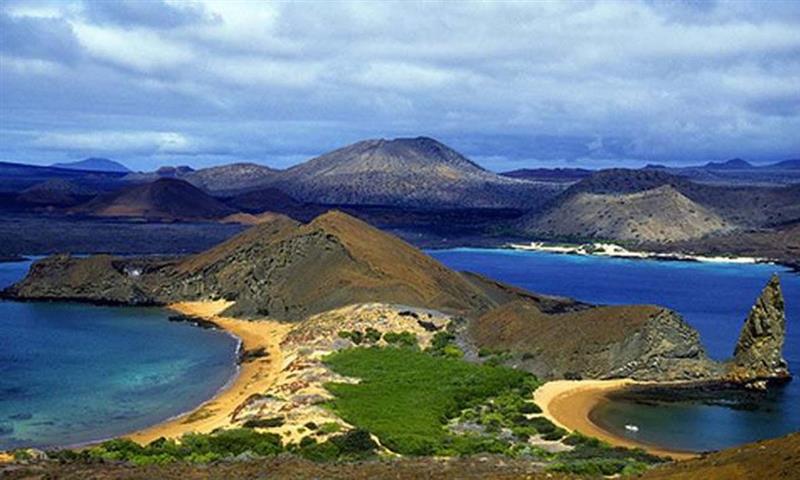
[430,248,799,452]
[0,259,239,450]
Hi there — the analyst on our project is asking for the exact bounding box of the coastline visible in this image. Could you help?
[507,241,769,265]
[534,380,699,461]
[126,300,291,444]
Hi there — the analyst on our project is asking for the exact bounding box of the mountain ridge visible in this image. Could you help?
[52,158,131,173]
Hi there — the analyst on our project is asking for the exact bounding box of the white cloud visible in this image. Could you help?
[33,131,208,155]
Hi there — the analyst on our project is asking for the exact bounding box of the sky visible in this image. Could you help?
[1,0,799,172]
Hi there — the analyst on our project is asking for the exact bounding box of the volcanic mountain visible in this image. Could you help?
[273,137,559,208]
[520,184,731,243]
[75,178,236,221]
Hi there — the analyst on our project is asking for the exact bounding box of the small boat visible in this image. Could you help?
[625,424,639,432]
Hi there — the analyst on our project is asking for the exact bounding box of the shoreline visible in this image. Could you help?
[534,380,699,461]
[507,241,771,266]
[126,300,290,445]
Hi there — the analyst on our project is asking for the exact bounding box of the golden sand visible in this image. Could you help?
[534,379,698,460]
[127,301,291,444]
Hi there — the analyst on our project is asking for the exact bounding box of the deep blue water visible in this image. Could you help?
[430,248,799,452]
[0,260,239,450]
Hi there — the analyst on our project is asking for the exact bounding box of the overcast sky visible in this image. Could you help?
[1,0,799,172]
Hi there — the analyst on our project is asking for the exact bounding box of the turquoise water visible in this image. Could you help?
[0,260,239,450]
[430,248,799,452]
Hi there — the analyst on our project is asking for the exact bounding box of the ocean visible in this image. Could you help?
[0,259,239,450]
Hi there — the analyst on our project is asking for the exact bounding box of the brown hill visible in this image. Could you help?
[469,300,717,380]
[75,178,236,221]
[274,137,559,208]
[172,210,492,318]
[520,185,732,243]
[6,211,490,320]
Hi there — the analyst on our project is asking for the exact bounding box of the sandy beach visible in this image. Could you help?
[534,379,698,460]
[127,300,291,444]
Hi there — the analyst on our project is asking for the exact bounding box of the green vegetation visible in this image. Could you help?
[323,346,536,455]
[46,429,283,465]
[242,416,284,429]
[548,433,665,476]
[43,427,378,466]
[290,429,378,461]
[382,331,418,347]
[427,331,464,358]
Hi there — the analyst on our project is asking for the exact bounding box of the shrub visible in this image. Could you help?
[519,402,542,414]
[442,344,464,358]
[364,327,382,343]
[383,331,418,348]
[329,429,378,458]
[207,428,282,456]
[318,422,342,434]
[243,416,284,429]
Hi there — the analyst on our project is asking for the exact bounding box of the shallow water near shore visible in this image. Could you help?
[430,248,799,452]
[0,260,239,451]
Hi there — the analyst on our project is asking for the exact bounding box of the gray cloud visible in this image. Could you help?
[82,0,218,29]
[0,0,798,170]
[0,13,82,62]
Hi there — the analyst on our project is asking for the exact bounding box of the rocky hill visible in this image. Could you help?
[272,137,559,208]
[520,185,732,243]
[470,301,719,381]
[74,178,236,221]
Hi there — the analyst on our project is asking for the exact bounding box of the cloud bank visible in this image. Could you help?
[1,0,798,171]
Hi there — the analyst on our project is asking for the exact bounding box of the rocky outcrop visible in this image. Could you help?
[727,274,790,388]
[470,301,720,381]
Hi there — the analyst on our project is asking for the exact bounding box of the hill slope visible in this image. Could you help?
[275,137,558,208]
[521,185,732,243]
[76,178,236,220]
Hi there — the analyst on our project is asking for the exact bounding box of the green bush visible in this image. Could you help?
[364,327,382,343]
[318,422,342,434]
[519,402,542,414]
[329,429,378,458]
[242,416,284,429]
[207,428,283,457]
[383,331,418,348]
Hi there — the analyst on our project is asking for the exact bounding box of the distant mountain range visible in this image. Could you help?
[51,158,131,173]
